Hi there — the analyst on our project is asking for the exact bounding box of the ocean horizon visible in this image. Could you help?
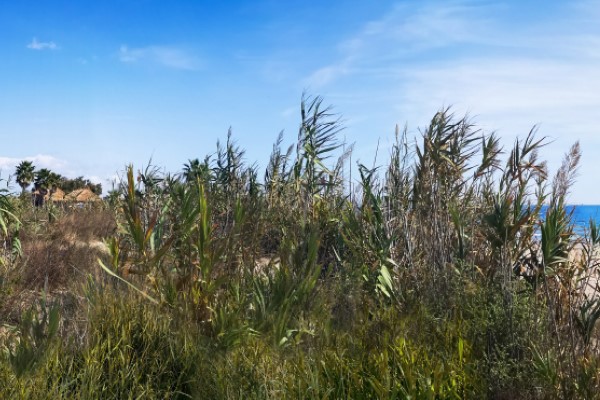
[540,205,600,236]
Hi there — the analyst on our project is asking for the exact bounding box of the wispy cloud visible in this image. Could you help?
[305,65,350,88]
[396,58,600,132]
[392,54,600,203]
[86,175,104,185]
[303,2,494,88]
[0,155,115,192]
[280,106,297,118]
[0,154,68,176]
[119,45,200,70]
[27,37,58,50]
[300,0,600,202]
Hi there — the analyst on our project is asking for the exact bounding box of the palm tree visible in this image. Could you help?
[15,160,35,195]
[183,157,210,183]
[34,169,62,192]
[34,168,51,191]
[32,169,62,206]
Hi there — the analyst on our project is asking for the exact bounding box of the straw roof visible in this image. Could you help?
[64,188,101,202]
[49,188,65,201]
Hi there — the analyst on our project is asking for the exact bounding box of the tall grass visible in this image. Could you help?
[1,96,599,398]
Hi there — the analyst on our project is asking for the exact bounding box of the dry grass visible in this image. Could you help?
[17,208,115,290]
[0,207,116,331]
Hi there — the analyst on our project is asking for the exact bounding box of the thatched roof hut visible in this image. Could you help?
[49,188,65,202]
[64,188,101,202]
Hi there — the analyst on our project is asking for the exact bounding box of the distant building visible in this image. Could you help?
[64,188,101,203]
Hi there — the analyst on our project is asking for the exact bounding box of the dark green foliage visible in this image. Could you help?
[59,176,102,195]
[15,161,35,195]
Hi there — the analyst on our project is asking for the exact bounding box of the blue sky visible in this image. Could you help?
[1,1,599,202]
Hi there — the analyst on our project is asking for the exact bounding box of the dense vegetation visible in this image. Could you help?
[1,95,599,398]
[15,160,102,196]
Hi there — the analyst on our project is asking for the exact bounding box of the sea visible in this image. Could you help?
[539,205,600,237]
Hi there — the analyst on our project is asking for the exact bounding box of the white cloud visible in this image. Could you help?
[119,45,199,70]
[0,154,68,177]
[391,55,600,201]
[304,2,494,88]
[86,175,104,185]
[0,155,120,194]
[397,59,600,119]
[297,1,600,203]
[280,106,297,118]
[304,65,350,88]
[30,154,68,170]
[27,37,58,51]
